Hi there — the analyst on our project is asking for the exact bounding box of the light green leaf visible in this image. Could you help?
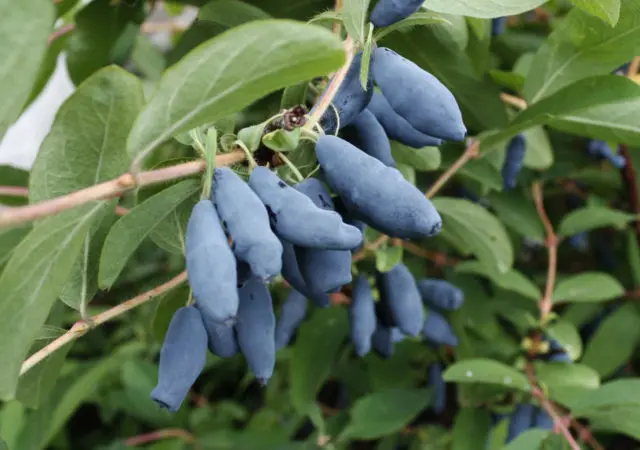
[443,358,530,392]
[553,272,625,304]
[455,260,541,301]
[390,142,441,171]
[280,81,309,109]
[534,362,600,406]
[522,126,553,170]
[238,123,268,152]
[421,0,546,18]
[0,226,31,268]
[558,206,636,237]
[375,246,403,273]
[488,190,545,241]
[546,319,582,361]
[99,180,200,288]
[452,408,491,450]
[0,401,24,450]
[0,203,109,400]
[524,0,640,102]
[127,20,345,165]
[432,198,514,275]
[341,388,431,440]
[198,0,270,26]
[572,379,640,415]
[503,429,549,450]
[488,69,526,93]
[30,66,144,202]
[0,0,54,141]
[341,0,370,44]
[263,128,301,152]
[290,308,348,415]
[395,163,415,184]
[149,192,199,256]
[582,303,640,378]
[570,0,621,26]
[373,11,451,41]
[360,24,373,90]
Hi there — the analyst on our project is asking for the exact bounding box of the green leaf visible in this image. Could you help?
[455,260,541,301]
[360,24,373,90]
[238,123,268,152]
[488,190,545,241]
[152,285,191,342]
[375,246,404,273]
[524,0,640,102]
[552,272,625,304]
[127,20,344,164]
[280,82,309,109]
[341,388,431,440]
[581,303,640,378]
[452,408,491,450]
[0,203,109,400]
[627,229,640,287]
[534,362,600,406]
[0,0,54,141]
[558,206,636,237]
[0,226,31,268]
[262,128,301,152]
[421,0,546,18]
[488,69,526,93]
[198,0,270,26]
[373,11,450,41]
[443,358,531,392]
[341,0,370,44]
[0,401,24,450]
[390,142,441,171]
[571,379,640,415]
[149,192,199,256]
[99,180,200,288]
[522,126,553,170]
[570,0,621,26]
[432,198,514,275]
[66,0,144,85]
[290,308,348,415]
[546,319,582,361]
[502,429,549,450]
[30,66,144,202]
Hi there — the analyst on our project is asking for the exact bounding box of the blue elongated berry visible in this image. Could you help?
[235,278,276,384]
[502,134,526,190]
[334,196,367,253]
[349,275,377,357]
[506,404,535,442]
[342,109,395,167]
[418,279,464,311]
[275,290,308,350]
[429,363,446,414]
[491,17,507,36]
[368,92,443,148]
[370,0,424,28]
[533,407,553,430]
[378,263,424,337]
[390,327,406,343]
[151,306,208,412]
[371,324,394,358]
[422,310,458,346]
[249,167,363,250]
[281,240,331,308]
[197,304,238,358]
[586,140,626,168]
[319,51,374,134]
[186,200,238,324]
[316,135,442,239]
[213,167,283,280]
[371,47,466,141]
[294,179,355,293]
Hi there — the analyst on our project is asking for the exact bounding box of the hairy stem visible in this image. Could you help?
[0,186,29,197]
[20,271,188,376]
[499,93,528,110]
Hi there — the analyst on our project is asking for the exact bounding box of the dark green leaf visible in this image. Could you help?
[570,0,621,26]
[263,128,301,152]
[452,408,491,450]
[373,11,450,41]
[455,260,541,300]
[421,0,546,17]
[503,429,549,450]
[198,0,270,26]
[443,358,531,392]
[488,190,545,241]
[571,379,640,415]
[558,206,636,237]
[390,142,440,171]
[552,272,625,304]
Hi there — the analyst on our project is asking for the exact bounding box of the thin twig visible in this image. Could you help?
[532,182,557,322]
[425,140,479,198]
[20,271,188,376]
[125,428,202,450]
[0,151,245,229]
[399,241,459,267]
[115,205,130,216]
[500,93,528,110]
[570,419,605,450]
[628,57,640,77]
[0,186,29,197]
[332,0,343,35]
[47,23,75,45]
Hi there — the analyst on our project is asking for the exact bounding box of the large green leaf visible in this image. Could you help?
[0,202,109,400]
[488,190,545,241]
[546,319,582,361]
[570,0,621,26]
[552,272,625,304]
[198,0,270,25]
[341,388,431,440]
[432,198,514,275]
[502,429,550,450]
[534,362,600,406]
[0,0,54,141]
[66,0,144,85]
[571,379,640,415]
[127,20,344,164]
[452,408,491,450]
[99,180,200,288]
[290,308,348,415]
[30,66,144,202]
[524,0,640,102]
[455,260,541,301]
[558,206,636,237]
[390,142,441,171]
[421,0,546,18]
[341,0,370,44]
[443,358,531,393]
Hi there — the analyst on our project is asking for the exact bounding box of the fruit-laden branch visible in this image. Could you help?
[532,181,557,322]
[20,271,188,376]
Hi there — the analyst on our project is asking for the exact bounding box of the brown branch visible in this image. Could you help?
[532,182,557,322]
[570,419,605,450]
[399,240,459,267]
[0,186,29,197]
[500,93,527,110]
[115,205,130,216]
[628,57,640,77]
[0,151,245,229]
[125,428,201,450]
[332,0,343,35]
[20,271,188,376]
[47,23,75,45]
[619,145,640,247]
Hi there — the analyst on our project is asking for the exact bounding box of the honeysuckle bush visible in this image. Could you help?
[1,0,640,449]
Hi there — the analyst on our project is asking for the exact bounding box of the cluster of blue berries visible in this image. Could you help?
[151,2,471,413]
